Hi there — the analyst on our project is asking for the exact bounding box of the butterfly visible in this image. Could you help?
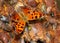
[11,7,43,34]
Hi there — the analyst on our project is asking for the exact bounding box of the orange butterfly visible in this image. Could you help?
[11,7,43,34]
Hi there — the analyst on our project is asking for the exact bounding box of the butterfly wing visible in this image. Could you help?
[22,7,43,21]
[11,11,26,34]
